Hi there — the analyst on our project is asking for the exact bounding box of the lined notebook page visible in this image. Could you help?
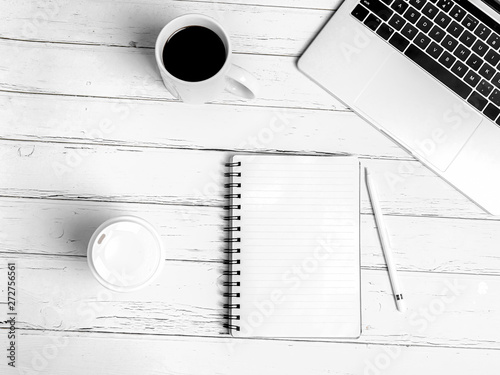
[231,155,360,338]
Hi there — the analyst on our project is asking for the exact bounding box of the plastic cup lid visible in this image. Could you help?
[87,216,165,292]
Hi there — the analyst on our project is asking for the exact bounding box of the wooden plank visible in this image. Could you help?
[0,253,499,348]
[0,39,344,110]
[0,197,223,260]
[0,92,408,159]
[1,197,499,275]
[0,0,332,56]
[2,330,500,375]
[0,140,488,218]
[195,0,342,8]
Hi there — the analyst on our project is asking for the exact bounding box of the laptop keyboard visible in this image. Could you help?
[351,0,500,125]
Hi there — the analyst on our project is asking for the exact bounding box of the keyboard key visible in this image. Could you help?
[415,32,431,49]
[409,0,425,10]
[479,62,495,80]
[352,4,370,21]
[483,103,500,121]
[471,39,488,57]
[389,13,406,30]
[468,91,488,111]
[389,32,410,51]
[486,33,500,49]
[484,49,500,66]
[364,13,382,31]
[435,12,452,29]
[442,35,459,52]
[450,5,466,22]
[461,15,478,31]
[453,44,471,61]
[466,53,482,70]
[451,60,468,78]
[377,23,395,39]
[427,42,444,58]
[403,7,420,23]
[436,0,453,12]
[422,3,439,19]
[416,16,432,33]
[439,50,456,68]
[464,70,481,87]
[404,44,472,99]
[474,24,491,40]
[477,79,494,96]
[360,0,394,21]
[401,23,419,40]
[459,30,476,47]
[491,72,500,89]
[391,0,409,14]
[429,25,446,42]
[447,21,464,38]
[489,89,500,106]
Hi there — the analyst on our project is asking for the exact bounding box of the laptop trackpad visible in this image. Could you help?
[354,55,482,171]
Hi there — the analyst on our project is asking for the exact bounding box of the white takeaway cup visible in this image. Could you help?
[87,216,165,292]
[155,14,259,104]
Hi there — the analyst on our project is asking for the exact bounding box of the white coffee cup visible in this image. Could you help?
[87,216,165,292]
[155,14,259,104]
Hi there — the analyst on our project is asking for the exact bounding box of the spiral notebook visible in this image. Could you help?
[223,155,361,338]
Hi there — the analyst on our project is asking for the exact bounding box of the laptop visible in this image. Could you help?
[298,0,500,215]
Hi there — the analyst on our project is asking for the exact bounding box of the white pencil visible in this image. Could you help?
[365,168,406,312]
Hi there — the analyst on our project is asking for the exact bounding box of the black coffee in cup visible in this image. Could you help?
[162,26,226,82]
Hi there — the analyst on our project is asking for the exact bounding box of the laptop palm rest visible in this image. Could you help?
[354,55,483,171]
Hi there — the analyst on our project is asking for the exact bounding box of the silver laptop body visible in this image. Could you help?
[299,0,500,215]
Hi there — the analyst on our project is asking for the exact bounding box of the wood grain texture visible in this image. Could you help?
[1,330,499,375]
[0,253,498,348]
[0,0,332,56]
[1,197,499,275]
[194,0,343,9]
[0,92,407,159]
[0,39,344,110]
[0,140,489,218]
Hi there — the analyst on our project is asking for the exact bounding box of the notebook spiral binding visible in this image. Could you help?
[222,160,242,332]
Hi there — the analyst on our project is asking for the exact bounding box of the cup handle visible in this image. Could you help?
[224,64,259,99]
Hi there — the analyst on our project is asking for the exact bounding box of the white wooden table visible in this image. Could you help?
[1,0,499,374]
